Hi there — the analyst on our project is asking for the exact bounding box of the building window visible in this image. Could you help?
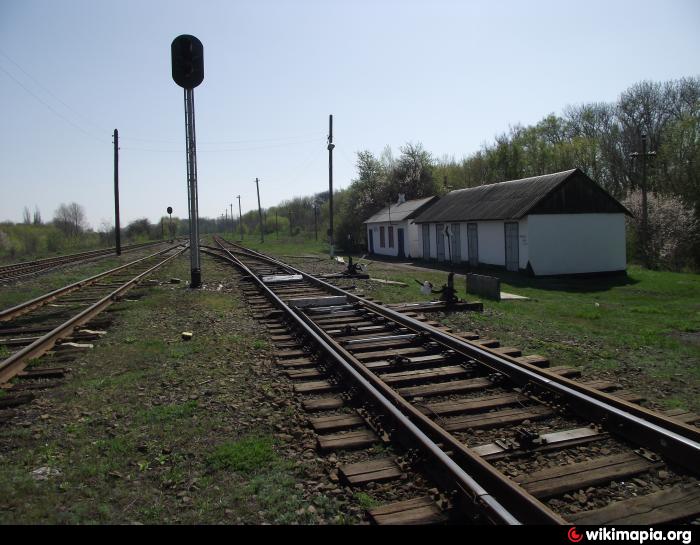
[388,226,394,248]
[379,226,385,248]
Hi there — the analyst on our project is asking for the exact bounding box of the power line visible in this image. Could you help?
[0,48,110,135]
[0,63,109,144]
[119,130,323,145]
[120,137,325,153]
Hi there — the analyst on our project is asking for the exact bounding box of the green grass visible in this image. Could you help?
[137,400,198,424]
[208,435,277,474]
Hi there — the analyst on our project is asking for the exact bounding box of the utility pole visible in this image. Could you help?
[255,178,264,243]
[313,201,318,241]
[630,133,656,268]
[237,195,243,241]
[113,129,121,255]
[327,114,335,257]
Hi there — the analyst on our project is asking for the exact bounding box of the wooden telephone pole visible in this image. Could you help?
[255,178,264,243]
[113,129,121,255]
[630,133,656,268]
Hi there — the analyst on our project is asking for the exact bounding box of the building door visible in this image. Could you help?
[368,229,374,254]
[436,223,445,261]
[467,223,478,268]
[397,228,405,258]
[451,223,461,263]
[505,222,519,272]
[422,224,430,259]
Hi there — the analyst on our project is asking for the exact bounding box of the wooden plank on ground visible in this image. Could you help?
[548,366,582,378]
[365,354,453,372]
[568,484,700,525]
[379,365,471,387]
[515,354,549,368]
[293,380,337,394]
[339,457,403,486]
[286,369,323,380]
[274,349,308,359]
[474,339,500,348]
[317,429,378,451]
[368,496,447,525]
[444,405,553,431]
[399,377,493,399]
[492,347,522,357]
[515,452,659,499]
[580,379,621,391]
[310,413,365,433]
[302,396,345,411]
[354,346,430,362]
[420,393,527,416]
[663,408,700,425]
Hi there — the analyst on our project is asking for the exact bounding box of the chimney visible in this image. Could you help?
[397,193,406,205]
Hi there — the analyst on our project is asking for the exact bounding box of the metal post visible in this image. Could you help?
[184,88,201,287]
[327,114,335,257]
[168,212,173,242]
[255,178,264,243]
[113,129,121,255]
[230,203,233,236]
[237,195,243,241]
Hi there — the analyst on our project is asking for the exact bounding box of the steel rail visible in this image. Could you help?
[0,245,188,385]
[209,239,565,525]
[220,237,700,474]
[0,245,180,323]
[0,239,168,277]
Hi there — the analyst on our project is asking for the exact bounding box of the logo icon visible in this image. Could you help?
[568,527,583,543]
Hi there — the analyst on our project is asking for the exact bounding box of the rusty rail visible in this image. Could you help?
[0,244,187,385]
[214,237,700,475]
[209,237,566,525]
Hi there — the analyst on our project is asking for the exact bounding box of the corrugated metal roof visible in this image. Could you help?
[413,169,582,223]
[363,196,438,224]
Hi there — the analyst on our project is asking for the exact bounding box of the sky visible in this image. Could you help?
[1,0,698,229]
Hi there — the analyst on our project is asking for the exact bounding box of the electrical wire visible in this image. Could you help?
[0,63,109,143]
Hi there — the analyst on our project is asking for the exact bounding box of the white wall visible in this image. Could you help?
[415,220,530,268]
[477,221,505,266]
[518,218,529,269]
[527,213,627,275]
[407,220,421,258]
[366,221,410,257]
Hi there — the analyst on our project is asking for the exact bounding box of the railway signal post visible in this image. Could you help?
[167,206,173,242]
[171,34,204,288]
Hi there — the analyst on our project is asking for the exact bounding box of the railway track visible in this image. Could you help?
[206,235,700,525]
[0,239,177,283]
[0,243,187,396]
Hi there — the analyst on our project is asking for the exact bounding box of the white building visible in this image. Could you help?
[364,195,438,258]
[412,169,631,276]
